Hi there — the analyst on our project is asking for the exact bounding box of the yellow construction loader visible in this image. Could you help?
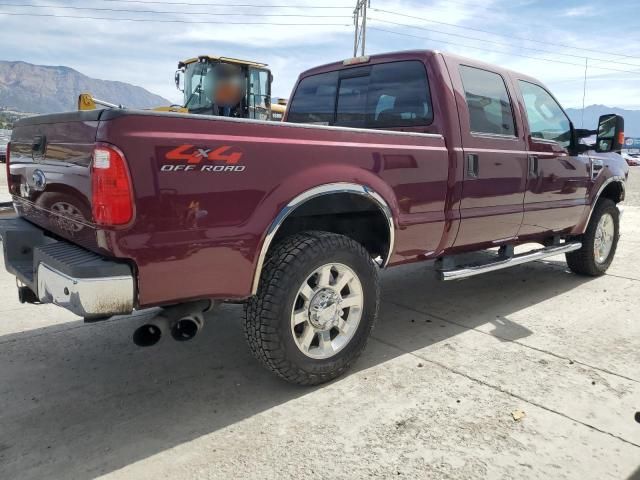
[271,98,287,121]
[79,55,286,121]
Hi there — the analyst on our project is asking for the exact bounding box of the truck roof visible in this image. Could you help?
[297,49,538,84]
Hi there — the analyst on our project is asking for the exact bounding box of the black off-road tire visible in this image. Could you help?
[244,231,379,386]
[566,198,619,276]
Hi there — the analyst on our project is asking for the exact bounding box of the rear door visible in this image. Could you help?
[514,80,590,235]
[449,63,528,247]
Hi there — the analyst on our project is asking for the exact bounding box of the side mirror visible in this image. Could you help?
[595,114,624,153]
[175,70,184,92]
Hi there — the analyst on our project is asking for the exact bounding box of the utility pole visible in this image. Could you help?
[581,57,588,128]
[353,0,370,57]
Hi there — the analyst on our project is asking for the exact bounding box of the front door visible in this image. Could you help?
[515,81,590,236]
[451,64,528,247]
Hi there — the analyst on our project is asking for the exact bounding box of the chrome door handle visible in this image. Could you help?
[466,153,479,178]
[528,155,539,177]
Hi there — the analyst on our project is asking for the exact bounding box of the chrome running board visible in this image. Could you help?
[437,242,582,281]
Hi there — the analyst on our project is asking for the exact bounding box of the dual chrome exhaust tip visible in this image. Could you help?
[132,300,213,347]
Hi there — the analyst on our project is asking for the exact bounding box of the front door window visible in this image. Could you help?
[519,81,572,149]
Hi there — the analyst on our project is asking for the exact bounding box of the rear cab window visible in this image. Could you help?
[286,71,338,125]
[287,61,433,128]
[458,65,516,137]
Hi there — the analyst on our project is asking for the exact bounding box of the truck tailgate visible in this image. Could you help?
[8,111,103,252]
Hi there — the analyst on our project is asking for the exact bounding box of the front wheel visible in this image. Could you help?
[244,232,379,385]
[566,198,620,276]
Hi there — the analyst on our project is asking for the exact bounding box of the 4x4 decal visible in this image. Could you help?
[165,144,243,165]
[160,144,246,173]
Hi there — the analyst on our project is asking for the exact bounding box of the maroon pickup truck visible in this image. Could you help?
[0,50,628,385]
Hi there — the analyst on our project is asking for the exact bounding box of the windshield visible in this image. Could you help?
[183,62,217,111]
[183,61,251,117]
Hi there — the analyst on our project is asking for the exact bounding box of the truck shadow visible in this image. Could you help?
[0,259,592,479]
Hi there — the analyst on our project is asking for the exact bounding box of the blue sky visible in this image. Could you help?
[1,0,640,110]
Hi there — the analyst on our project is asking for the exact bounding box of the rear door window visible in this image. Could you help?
[365,61,433,128]
[459,65,516,136]
[288,61,433,128]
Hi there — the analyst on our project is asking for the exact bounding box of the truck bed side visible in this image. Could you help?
[93,111,449,306]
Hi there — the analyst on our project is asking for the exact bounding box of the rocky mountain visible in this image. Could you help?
[566,104,640,137]
[0,60,170,114]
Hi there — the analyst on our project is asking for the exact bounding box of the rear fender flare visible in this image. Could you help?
[251,181,397,295]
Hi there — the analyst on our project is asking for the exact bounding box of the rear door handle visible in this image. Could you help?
[528,155,539,177]
[466,153,479,178]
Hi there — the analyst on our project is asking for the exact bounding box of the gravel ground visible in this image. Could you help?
[0,168,638,480]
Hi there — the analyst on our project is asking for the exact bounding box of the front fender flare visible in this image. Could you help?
[581,175,626,233]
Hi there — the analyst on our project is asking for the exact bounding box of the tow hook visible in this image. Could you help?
[132,299,216,347]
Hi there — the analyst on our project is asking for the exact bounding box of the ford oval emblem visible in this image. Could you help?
[32,169,47,190]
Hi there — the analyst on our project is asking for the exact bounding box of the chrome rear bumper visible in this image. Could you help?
[37,263,134,318]
[1,216,135,319]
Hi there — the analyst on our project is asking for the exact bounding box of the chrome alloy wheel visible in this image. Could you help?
[291,263,364,359]
[594,212,615,264]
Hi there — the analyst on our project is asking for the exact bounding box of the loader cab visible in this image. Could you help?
[176,55,273,120]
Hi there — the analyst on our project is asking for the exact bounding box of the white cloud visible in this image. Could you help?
[562,6,597,17]
[1,0,639,110]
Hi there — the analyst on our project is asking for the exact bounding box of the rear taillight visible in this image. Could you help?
[91,144,133,226]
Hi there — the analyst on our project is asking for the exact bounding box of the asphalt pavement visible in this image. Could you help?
[0,170,638,479]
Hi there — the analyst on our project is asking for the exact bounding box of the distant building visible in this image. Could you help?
[624,137,640,152]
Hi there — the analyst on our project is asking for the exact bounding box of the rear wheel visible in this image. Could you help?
[566,198,619,276]
[244,232,379,385]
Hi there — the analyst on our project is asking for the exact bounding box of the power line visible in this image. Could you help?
[99,0,352,8]
[98,0,549,24]
[371,8,640,62]
[369,17,640,69]
[5,0,624,63]
[0,11,352,24]
[11,0,635,65]
[368,27,640,76]
[99,0,487,8]
[5,1,638,74]
[0,3,350,17]
[392,2,559,36]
